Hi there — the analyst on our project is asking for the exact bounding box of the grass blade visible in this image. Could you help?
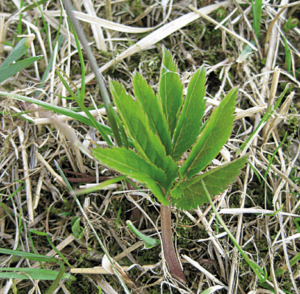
[57,69,114,146]
[54,160,131,294]
[0,268,71,281]
[0,248,57,263]
[251,0,262,38]
[0,56,41,83]
[72,175,127,195]
[0,36,35,69]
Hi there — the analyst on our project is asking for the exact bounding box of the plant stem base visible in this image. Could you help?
[161,203,187,285]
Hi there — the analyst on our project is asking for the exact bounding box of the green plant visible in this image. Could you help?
[251,0,262,39]
[126,220,161,249]
[0,36,41,84]
[0,248,75,294]
[71,216,84,239]
[283,17,298,32]
[236,0,261,62]
[215,7,227,22]
[91,48,249,283]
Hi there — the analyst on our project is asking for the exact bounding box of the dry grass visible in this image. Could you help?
[0,0,300,293]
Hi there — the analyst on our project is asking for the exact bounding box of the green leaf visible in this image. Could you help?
[251,0,262,39]
[126,220,160,249]
[0,56,41,83]
[170,184,183,199]
[1,91,126,144]
[72,175,127,196]
[172,67,206,160]
[71,217,84,239]
[283,35,291,73]
[159,48,183,138]
[173,156,248,210]
[92,147,169,205]
[0,268,71,281]
[110,80,178,191]
[0,37,34,69]
[20,0,48,13]
[237,40,255,63]
[163,157,179,192]
[56,69,114,146]
[0,248,57,263]
[132,71,171,155]
[35,35,64,98]
[180,88,238,179]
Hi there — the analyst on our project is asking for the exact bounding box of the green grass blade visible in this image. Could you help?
[180,88,238,179]
[263,132,287,181]
[20,0,48,13]
[132,71,171,155]
[69,19,86,102]
[159,47,183,138]
[0,56,41,83]
[72,175,127,195]
[283,35,291,73]
[200,286,224,294]
[56,69,114,146]
[35,33,64,98]
[18,0,24,37]
[172,67,206,160]
[251,0,262,38]
[0,268,71,281]
[35,6,63,98]
[237,84,290,155]
[0,37,34,69]
[7,185,24,200]
[237,40,256,62]
[62,0,123,148]
[28,229,72,268]
[54,160,131,294]
[45,261,66,294]
[0,91,118,140]
[0,248,57,263]
[201,179,266,281]
[126,220,160,249]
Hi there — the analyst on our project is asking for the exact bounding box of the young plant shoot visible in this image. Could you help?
[92,48,248,284]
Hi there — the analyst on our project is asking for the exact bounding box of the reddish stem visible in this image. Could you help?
[161,203,186,285]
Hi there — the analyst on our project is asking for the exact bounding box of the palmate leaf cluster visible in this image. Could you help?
[92,48,247,210]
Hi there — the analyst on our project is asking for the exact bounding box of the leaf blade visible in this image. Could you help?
[0,268,71,281]
[159,48,183,138]
[92,147,169,205]
[173,156,248,210]
[132,71,171,155]
[0,36,34,69]
[56,69,114,146]
[180,88,238,179]
[0,56,41,84]
[110,80,178,191]
[2,91,128,145]
[172,67,206,160]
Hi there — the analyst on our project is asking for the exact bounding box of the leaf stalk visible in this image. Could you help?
[161,203,187,284]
